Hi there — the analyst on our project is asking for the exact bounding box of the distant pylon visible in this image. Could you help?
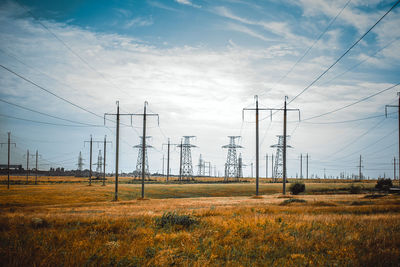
[197,154,204,176]
[77,151,84,172]
[95,150,103,174]
[271,135,291,181]
[238,153,244,178]
[181,136,196,180]
[134,136,152,179]
[222,136,242,181]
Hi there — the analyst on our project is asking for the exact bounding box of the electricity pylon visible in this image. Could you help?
[133,136,153,179]
[222,136,242,181]
[178,136,196,180]
[238,153,244,179]
[94,150,103,175]
[77,151,84,172]
[271,135,291,181]
[197,154,204,176]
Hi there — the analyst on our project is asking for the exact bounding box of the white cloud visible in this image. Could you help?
[214,6,313,46]
[226,22,274,42]
[124,16,154,28]
[0,1,398,178]
[175,0,201,8]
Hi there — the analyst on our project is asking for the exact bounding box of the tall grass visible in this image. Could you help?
[0,186,399,266]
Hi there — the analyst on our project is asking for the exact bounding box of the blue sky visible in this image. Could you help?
[0,0,400,179]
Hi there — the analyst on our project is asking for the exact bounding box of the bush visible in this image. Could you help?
[349,184,361,194]
[289,182,305,195]
[155,212,198,229]
[375,178,393,191]
[280,198,306,205]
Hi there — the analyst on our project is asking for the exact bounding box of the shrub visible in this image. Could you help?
[375,178,393,191]
[280,198,307,205]
[349,184,361,194]
[289,182,305,195]
[155,212,198,229]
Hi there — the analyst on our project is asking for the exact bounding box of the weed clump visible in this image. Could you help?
[280,198,307,205]
[30,217,48,228]
[155,212,198,229]
[364,194,386,199]
[375,178,393,191]
[349,184,362,194]
[289,182,305,195]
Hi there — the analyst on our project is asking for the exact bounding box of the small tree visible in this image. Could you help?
[290,182,305,195]
[375,178,392,191]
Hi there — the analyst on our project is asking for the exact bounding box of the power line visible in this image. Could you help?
[289,0,400,105]
[340,128,397,160]
[0,113,102,127]
[271,0,352,88]
[0,98,101,126]
[0,63,104,120]
[318,36,400,88]
[326,117,386,159]
[302,112,396,125]
[303,82,400,121]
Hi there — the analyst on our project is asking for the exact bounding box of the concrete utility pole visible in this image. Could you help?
[166,139,170,181]
[25,150,29,184]
[385,92,400,186]
[306,153,309,179]
[251,162,253,178]
[85,136,110,186]
[204,161,211,177]
[357,155,363,180]
[35,150,41,185]
[132,101,159,199]
[0,132,16,189]
[300,154,303,179]
[271,154,274,181]
[102,136,111,186]
[105,101,158,200]
[104,102,131,201]
[244,96,300,194]
[162,138,180,182]
[265,154,268,178]
[162,154,165,176]
[24,150,34,184]
[394,157,396,181]
[179,139,183,180]
[85,135,93,186]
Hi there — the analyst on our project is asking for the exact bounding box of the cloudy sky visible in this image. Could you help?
[0,0,400,179]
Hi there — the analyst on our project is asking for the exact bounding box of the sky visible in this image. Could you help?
[0,0,400,179]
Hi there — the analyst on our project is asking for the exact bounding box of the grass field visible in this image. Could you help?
[0,176,399,266]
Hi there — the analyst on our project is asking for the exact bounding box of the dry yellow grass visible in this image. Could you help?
[0,181,398,266]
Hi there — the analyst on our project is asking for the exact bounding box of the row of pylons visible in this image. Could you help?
[77,150,104,177]
[77,135,289,180]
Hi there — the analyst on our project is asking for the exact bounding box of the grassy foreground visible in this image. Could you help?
[0,181,399,266]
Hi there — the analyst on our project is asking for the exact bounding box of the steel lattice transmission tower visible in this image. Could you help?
[222,136,242,181]
[134,136,153,179]
[197,154,205,176]
[95,150,103,174]
[181,136,196,180]
[77,151,84,172]
[271,135,291,181]
[237,153,244,178]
